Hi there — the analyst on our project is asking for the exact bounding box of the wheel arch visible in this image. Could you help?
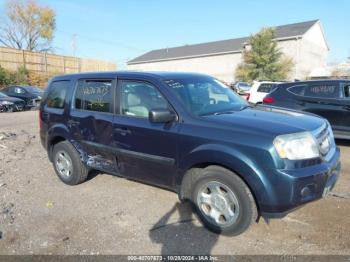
[47,124,70,161]
[177,145,270,213]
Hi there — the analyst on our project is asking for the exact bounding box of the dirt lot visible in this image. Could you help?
[0,110,349,255]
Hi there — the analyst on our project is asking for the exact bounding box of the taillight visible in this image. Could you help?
[263,96,275,104]
[246,93,250,101]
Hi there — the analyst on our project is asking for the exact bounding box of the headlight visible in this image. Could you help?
[273,132,319,160]
[0,101,14,105]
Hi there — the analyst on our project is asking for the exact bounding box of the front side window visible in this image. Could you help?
[165,76,247,116]
[47,81,70,108]
[120,81,168,118]
[75,79,113,113]
[304,83,340,99]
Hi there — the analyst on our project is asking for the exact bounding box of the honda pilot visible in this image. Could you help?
[39,72,340,235]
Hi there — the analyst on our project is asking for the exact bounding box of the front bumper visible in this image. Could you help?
[261,147,341,218]
[26,98,41,108]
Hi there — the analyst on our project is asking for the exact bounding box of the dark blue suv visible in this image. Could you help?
[40,72,340,235]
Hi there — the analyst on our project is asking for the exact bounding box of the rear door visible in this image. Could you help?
[302,82,343,128]
[69,78,117,173]
[337,82,350,133]
[112,78,179,188]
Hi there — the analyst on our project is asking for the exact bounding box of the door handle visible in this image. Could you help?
[114,127,131,135]
[343,106,350,111]
[67,119,80,128]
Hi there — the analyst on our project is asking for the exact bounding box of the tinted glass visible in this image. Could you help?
[75,80,113,113]
[304,83,340,98]
[257,83,276,93]
[344,84,350,98]
[0,92,7,98]
[165,76,247,116]
[10,86,25,94]
[47,81,70,108]
[120,81,168,118]
[288,85,306,96]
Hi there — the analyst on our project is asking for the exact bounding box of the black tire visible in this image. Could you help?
[191,165,257,236]
[52,141,88,185]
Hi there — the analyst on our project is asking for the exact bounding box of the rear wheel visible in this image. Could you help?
[52,141,88,185]
[191,166,257,235]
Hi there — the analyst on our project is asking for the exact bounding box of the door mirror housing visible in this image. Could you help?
[149,108,176,123]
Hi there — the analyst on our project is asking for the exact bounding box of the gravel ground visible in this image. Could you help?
[0,110,349,255]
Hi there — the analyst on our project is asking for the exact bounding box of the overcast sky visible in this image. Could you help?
[0,0,349,68]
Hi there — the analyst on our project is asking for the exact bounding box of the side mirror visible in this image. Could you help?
[149,108,176,123]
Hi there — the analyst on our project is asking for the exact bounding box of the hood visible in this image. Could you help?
[0,96,24,103]
[31,91,43,97]
[203,106,325,137]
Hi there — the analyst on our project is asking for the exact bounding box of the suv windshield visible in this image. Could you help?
[165,76,248,116]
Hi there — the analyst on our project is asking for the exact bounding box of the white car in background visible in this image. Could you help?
[247,81,281,104]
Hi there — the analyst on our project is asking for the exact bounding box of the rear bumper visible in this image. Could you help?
[260,147,341,218]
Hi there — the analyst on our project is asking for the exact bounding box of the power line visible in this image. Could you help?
[56,29,147,52]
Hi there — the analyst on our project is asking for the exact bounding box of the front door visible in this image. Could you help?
[112,79,179,188]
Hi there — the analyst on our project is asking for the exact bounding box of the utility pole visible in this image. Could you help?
[71,34,77,72]
[71,34,77,57]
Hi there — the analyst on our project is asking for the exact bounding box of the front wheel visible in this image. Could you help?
[191,166,257,236]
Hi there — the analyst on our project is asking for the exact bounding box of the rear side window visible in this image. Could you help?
[75,79,113,113]
[288,85,306,96]
[258,83,275,93]
[47,81,70,109]
[343,83,350,98]
[304,83,340,99]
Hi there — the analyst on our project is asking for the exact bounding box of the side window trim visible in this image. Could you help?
[72,78,116,115]
[116,78,178,120]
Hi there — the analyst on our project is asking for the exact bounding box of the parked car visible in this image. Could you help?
[247,81,281,103]
[233,82,251,94]
[0,91,25,112]
[2,85,43,109]
[40,72,340,236]
[263,80,350,139]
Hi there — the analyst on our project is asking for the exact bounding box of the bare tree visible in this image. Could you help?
[0,0,56,51]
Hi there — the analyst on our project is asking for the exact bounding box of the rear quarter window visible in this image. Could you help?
[304,83,340,99]
[47,81,70,109]
[287,84,306,96]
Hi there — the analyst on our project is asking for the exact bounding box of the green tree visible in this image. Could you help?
[235,28,293,82]
[0,0,56,51]
[0,66,10,88]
